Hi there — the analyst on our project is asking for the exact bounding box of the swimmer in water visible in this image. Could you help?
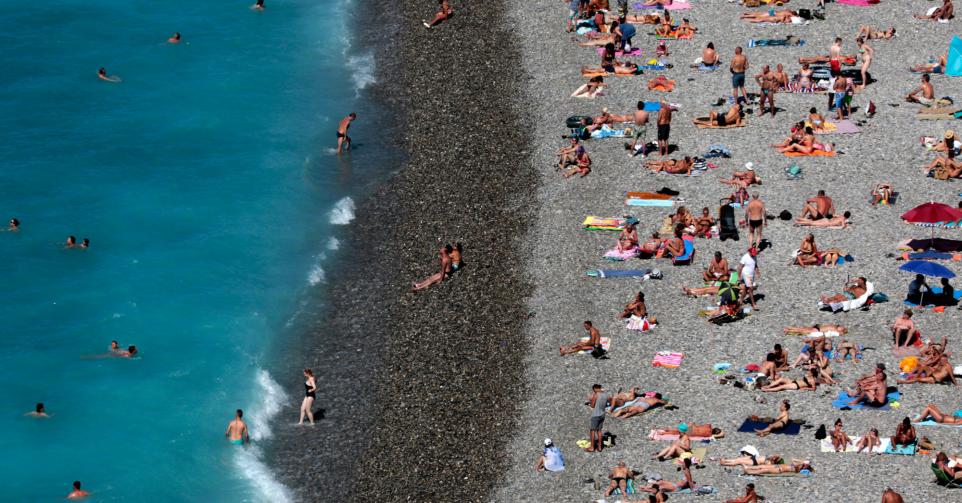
[168,32,181,43]
[67,481,90,500]
[5,218,18,232]
[336,112,356,154]
[226,409,250,445]
[252,0,265,10]
[80,238,90,249]
[97,67,121,83]
[116,345,138,357]
[25,402,49,418]
[65,236,77,248]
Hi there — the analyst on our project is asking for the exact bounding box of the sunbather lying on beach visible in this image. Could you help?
[740,10,797,23]
[573,76,606,97]
[682,270,736,297]
[914,0,953,21]
[830,418,852,452]
[640,457,695,494]
[913,404,962,424]
[897,352,957,385]
[581,62,640,76]
[646,157,693,175]
[559,320,601,356]
[855,428,882,454]
[834,339,861,362]
[693,103,742,127]
[777,127,833,154]
[760,367,820,392]
[893,417,916,446]
[755,400,790,437]
[603,461,636,498]
[798,55,856,65]
[924,149,962,178]
[820,277,867,305]
[741,459,811,475]
[640,232,666,256]
[910,53,948,74]
[612,394,668,418]
[605,12,663,24]
[785,323,848,337]
[795,213,849,229]
[857,26,896,40]
[720,449,779,467]
[608,387,643,410]
[906,74,936,105]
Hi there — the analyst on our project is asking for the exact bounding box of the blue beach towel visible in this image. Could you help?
[587,268,652,278]
[737,419,802,435]
[902,287,962,308]
[832,390,900,410]
[884,442,917,456]
[914,419,962,427]
[947,36,962,77]
[626,198,675,207]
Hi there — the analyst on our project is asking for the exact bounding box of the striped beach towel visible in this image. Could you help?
[652,351,684,368]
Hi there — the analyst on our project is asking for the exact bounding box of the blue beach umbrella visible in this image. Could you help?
[899,260,956,278]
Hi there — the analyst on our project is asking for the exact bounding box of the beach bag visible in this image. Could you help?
[696,486,715,495]
[814,424,827,440]
[785,164,802,179]
[743,0,760,6]
[590,345,607,359]
[899,356,920,373]
[798,8,812,19]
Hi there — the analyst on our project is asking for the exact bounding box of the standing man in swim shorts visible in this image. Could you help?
[745,191,765,250]
[336,112,356,155]
[755,65,778,117]
[587,384,610,452]
[656,99,672,157]
[630,100,650,157]
[225,409,250,445]
[730,47,748,104]
[567,0,581,32]
[826,37,842,109]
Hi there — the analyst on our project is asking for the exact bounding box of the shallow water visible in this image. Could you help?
[0,1,389,500]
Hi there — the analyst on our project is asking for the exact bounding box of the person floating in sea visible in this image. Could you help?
[226,409,250,445]
[336,112,356,154]
[423,0,454,29]
[67,481,90,500]
[252,0,265,11]
[168,32,181,43]
[110,341,138,358]
[299,368,317,425]
[80,238,90,249]
[97,67,121,83]
[4,218,18,232]
[25,402,49,418]
[65,236,77,248]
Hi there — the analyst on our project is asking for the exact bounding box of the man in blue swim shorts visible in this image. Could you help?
[730,47,749,103]
[225,409,250,446]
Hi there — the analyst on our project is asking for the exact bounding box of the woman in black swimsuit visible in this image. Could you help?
[299,368,317,425]
[760,367,819,392]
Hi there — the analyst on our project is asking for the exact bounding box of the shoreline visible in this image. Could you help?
[267,0,537,501]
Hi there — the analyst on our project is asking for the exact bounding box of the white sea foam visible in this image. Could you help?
[329,197,356,225]
[347,52,376,95]
[307,264,325,286]
[234,369,292,503]
[326,237,340,250]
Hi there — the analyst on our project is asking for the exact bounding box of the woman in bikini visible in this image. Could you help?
[914,404,962,424]
[857,26,895,40]
[695,207,714,237]
[616,222,639,251]
[760,367,819,392]
[796,233,820,266]
[742,460,811,475]
[298,368,317,425]
[831,419,852,452]
[856,37,873,90]
[641,457,695,494]
[778,128,816,154]
[655,13,674,37]
[855,428,882,454]
[755,400,790,437]
[807,107,827,132]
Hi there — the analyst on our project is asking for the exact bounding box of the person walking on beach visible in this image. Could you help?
[630,101,650,157]
[226,409,250,445]
[745,192,765,249]
[737,247,759,311]
[656,99,672,157]
[730,47,748,104]
[336,112,356,154]
[67,481,90,500]
[299,368,317,425]
[587,384,610,452]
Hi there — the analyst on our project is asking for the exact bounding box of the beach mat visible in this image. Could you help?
[832,389,900,410]
[652,351,684,368]
[948,36,962,77]
[647,430,714,442]
[737,419,802,435]
[914,419,962,427]
[784,150,836,157]
[826,120,861,134]
[587,268,652,278]
[627,198,675,207]
[694,118,746,129]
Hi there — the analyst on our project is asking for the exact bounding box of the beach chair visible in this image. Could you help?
[672,238,695,265]
[931,464,962,488]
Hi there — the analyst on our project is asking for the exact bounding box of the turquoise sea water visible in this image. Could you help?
[0,1,385,500]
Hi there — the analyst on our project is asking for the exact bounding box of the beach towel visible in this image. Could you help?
[596,47,644,57]
[736,419,802,435]
[587,268,652,278]
[591,125,628,138]
[571,84,605,99]
[885,442,917,455]
[832,389,900,410]
[583,216,635,231]
[674,447,708,465]
[646,430,714,442]
[604,247,641,261]
[581,68,642,78]
[948,36,962,77]
[626,198,675,207]
[748,38,806,48]
[640,63,670,70]
[634,1,692,9]
[652,351,683,368]
[694,118,746,129]
[837,0,879,5]
[577,336,611,354]
[906,238,962,252]
[783,149,836,157]
[914,419,962,427]
[626,315,653,331]
[903,286,962,308]
[656,34,692,41]
[648,78,675,92]
[819,437,888,454]
[823,120,861,134]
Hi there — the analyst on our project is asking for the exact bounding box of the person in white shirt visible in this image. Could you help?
[737,247,759,310]
[536,438,565,472]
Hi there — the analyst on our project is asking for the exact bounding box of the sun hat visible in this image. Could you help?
[745,162,754,170]
[740,445,760,458]
[544,438,553,446]
[947,130,956,139]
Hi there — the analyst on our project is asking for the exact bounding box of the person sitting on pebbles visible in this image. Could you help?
[559,321,602,356]
[693,102,742,128]
[652,423,692,461]
[719,163,760,189]
[755,400,790,437]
